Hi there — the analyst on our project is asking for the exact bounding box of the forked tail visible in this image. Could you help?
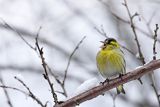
[116,84,125,94]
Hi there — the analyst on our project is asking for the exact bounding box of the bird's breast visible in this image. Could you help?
[96,49,125,78]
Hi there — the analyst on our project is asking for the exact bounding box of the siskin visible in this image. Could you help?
[96,38,126,94]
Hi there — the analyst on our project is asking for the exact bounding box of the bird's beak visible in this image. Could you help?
[100,41,104,43]
[100,41,105,48]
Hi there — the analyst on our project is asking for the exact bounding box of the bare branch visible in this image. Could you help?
[0,64,84,83]
[0,19,36,50]
[99,0,160,45]
[0,21,87,70]
[148,11,157,26]
[123,0,145,64]
[94,25,108,38]
[0,85,28,95]
[35,35,58,104]
[151,24,160,106]
[46,65,67,97]
[140,10,157,35]
[153,24,159,60]
[151,83,160,107]
[0,84,49,107]
[131,12,139,20]
[14,76,46,107]
[62,36,86,89]
[1,22,84,98]
[0,75,13,107]
[55,59,160,107]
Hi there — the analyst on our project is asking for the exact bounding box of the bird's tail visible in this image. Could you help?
[116,85,125,94]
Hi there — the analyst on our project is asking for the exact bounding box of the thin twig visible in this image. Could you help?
[0,64,83,83]
[123,0,145,64]
[55,59,160,107]
[99,0,151,38]
[94,25,108,38]
[99,0,129,22]
[62,36,86,88]
[153,24,159,60]
[148,11,157,27]
[151,83,160,107]
[46,65,67,97]
[124,1,160,105]
[0,85,28,95]
[14,76,46,107]
[0,84,49,107]
[35,27,67,97]
[35,35,58,104]
[141,11,157,35]
[0,75,13,107]
[151,24,160,107]
[99,0,160,46]
[0,22,89,72]
[19,26,68,98]
[0,18,36,50]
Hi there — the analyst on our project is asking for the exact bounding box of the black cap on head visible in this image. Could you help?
[100,38,117,49]
[104,38,116,44]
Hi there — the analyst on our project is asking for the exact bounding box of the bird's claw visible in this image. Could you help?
[100,78,110,85]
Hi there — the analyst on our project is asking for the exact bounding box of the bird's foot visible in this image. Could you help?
[119,74,124,80]
[100,78,110,85]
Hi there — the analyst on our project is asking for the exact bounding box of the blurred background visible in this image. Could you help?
[0,0,160,107]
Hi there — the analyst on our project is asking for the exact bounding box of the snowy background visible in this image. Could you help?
[0,0,160,107]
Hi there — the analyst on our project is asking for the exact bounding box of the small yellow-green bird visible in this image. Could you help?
[96,38,126,94]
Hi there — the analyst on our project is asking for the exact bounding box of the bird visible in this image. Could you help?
[96,38,126,94]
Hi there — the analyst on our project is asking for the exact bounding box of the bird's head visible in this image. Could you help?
[100,38,120,50]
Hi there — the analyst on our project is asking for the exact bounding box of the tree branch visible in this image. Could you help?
[35,35,58,104]
[151,24,160,107]
[62,36,86,94]
[55,59,160,107]
[0,85,27,95]
[0,75,13,107]
[14,76,46,107]
[123,0,145,64]
[0,19,36,50]
[153,24,159,60]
